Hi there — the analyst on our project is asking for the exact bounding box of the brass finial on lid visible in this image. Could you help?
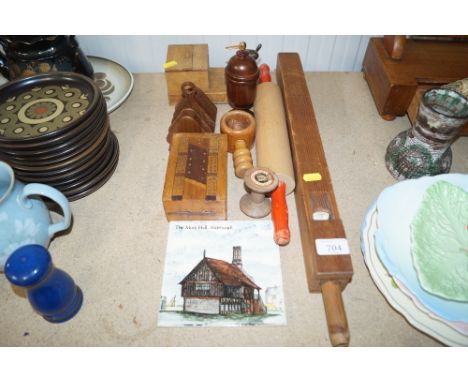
[225,41,247,51]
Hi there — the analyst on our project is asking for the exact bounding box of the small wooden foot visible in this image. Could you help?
[381,114,396,121]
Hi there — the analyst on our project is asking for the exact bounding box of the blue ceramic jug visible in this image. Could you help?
[0,161,71,271]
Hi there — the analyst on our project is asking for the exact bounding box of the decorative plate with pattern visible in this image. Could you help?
[88,56,133,113]
[0,73,99,142]
[375,174,468,322]
[361,203,468,346]
[0,56,134,114]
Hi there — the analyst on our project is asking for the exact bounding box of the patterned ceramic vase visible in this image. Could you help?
[0,35,93,80]
[0,161,71,271]
[442,77,468,97]
[385,88,468,180]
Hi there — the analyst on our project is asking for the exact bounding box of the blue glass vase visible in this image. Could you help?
[5,244,83,323]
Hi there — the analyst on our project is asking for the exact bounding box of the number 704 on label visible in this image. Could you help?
[315,238,350,256]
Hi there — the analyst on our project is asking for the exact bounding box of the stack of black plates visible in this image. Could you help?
[0,72,119,201]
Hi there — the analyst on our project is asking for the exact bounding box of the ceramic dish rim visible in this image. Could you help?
[361,204,468,346]
[0,72,101,143]
[374,174,468,322]
[87,55,134,113]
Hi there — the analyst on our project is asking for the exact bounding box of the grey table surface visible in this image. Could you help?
[0,72,467,346]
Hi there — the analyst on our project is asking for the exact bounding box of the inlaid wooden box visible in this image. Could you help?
[162,133,227,221]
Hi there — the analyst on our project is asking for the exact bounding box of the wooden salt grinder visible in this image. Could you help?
[225,43,259,110]
[240,167,278,218]
[220,110,256,178]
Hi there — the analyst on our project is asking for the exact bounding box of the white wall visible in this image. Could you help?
[76,35,372,73]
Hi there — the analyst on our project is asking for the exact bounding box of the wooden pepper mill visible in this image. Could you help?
[226,42,262,60]
[240,167,278,218]
[225,42,260,110]
[220,110,256,178]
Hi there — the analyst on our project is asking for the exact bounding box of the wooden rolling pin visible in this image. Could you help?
[254,64,295,245]
[254,64,296,195]
[276,53,353,346]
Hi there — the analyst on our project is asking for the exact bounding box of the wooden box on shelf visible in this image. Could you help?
[162,133,227,221]
[363,36,468,124]
[165,44,227,105]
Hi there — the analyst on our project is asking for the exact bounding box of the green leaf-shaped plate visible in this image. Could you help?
[411,181,468,302]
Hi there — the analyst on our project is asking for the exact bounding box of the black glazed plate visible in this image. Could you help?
[64,131,119,201]
[0,72,101,145]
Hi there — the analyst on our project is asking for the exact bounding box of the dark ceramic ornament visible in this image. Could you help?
[0,35,93,80]
[385,88,468,180]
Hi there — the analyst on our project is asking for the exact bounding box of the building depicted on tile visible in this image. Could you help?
[179,246,266,315]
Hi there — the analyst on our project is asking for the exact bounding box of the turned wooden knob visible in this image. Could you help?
[240,167,278,218]
[220,110,256,178]
[181,81,196,96]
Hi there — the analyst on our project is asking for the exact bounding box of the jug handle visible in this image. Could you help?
[0,49,9,79]
[20,184,72,237]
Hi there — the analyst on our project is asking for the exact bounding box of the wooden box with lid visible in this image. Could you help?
[363,36,468,136]
[162,133,227,221]
[165,44,209,94]
[165,44,227,105]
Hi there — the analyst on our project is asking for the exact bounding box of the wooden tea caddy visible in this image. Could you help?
[165,44,227,105]
[162,133,227,221]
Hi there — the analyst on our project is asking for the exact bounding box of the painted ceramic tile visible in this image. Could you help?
[158,220,287,327]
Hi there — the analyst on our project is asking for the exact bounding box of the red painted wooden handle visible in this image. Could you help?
[259,63,272,83]
[271,181,290,246]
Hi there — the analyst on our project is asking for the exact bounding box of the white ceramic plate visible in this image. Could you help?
[394,269,468,336]
[374,174,468,322]
[361,204,468,346]
[88,56,133,113]
[0,56,134,113]
[363,202,468,336]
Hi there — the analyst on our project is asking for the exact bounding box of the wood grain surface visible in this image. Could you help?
[363,37,468,120]
[163,133,227,221]
[277,53,353,346]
